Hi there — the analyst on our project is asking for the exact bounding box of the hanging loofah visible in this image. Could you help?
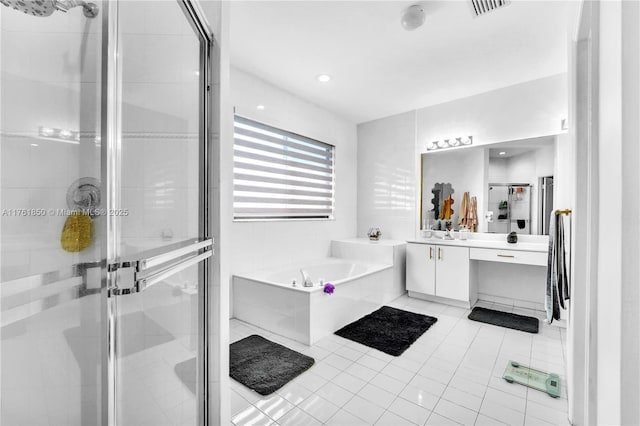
[60,211,93,252]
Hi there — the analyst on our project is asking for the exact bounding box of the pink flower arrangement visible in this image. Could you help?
[323,283,335,295]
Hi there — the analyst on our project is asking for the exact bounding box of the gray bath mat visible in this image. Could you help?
[468,307,539,333]
[334,306,438,356]
[230,335,315,395]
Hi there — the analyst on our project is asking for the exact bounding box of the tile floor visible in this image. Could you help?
[230,296,569,426]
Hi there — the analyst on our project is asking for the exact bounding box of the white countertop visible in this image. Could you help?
[407,237,549,253]
[335,237,408,246]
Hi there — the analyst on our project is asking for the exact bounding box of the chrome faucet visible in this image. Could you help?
[300,269,313,287]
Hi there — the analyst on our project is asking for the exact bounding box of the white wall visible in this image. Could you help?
[415,74,568,150]
[229,67,358,314]
[357,111,417,241]
[358,75,568,241]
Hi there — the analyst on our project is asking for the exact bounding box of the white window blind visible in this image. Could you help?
[233,115,335,220]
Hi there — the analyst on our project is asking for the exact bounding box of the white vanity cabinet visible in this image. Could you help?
[406,243,470,304]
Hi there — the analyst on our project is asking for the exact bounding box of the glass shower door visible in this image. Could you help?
[1,3,107,425]
[1,1,212,425]
[108,1,211,425]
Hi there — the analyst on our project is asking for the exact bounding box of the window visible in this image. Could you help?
[233,115,335,220]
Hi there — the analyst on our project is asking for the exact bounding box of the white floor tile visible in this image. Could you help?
[434,398,478,425]
[441,386,483,412]
[525,401,570,425]
[448,376,488,398]
[293,371,328,392]
[367,349,396,363]
[315,381,354,407]
[277,381,313,406]
[342,395,386,424]
[276,407,321,426]
[332,371,367,393]
[255,395,294,421]
[483,387,527,413]
[389,356,424,373]
[231,390,252,416]
[309,361,341,380]
[325,409,370,426]
[475,413,508,425]
[408,374,447,398]
[399,385,440,410]
[369,372,407,396]
[232,405,273,426]
[426,412,462,425]
[357,354,390,371]
[229,296,567,426]
[479,399,525,426]
[298,394,340,424]
[487,375,528,399]
[380,363,415,383]
[346,362,378,382]
[323,353,354,371]
[387,397,432,425]
[358,383,396,409]
[375,410,415,425]
[335,345,365,361]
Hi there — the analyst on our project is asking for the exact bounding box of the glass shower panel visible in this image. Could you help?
[114,2,204,425]
[1,4,105,426]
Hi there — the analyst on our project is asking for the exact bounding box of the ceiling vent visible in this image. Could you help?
[470,0,510,17]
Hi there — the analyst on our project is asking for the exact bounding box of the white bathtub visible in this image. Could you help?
[232,258,400,345]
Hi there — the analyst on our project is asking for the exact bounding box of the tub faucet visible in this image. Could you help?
[300,269,313,287]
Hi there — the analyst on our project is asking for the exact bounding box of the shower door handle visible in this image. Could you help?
[108,238,213,296]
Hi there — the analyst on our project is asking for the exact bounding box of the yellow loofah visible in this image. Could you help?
[60,211,93,252]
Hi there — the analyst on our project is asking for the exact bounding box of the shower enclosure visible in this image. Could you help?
[487,184,532,234]
[0,1,213,424]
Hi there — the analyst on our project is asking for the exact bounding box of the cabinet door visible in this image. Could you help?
[406,243,436,295]
[435,246,470,301]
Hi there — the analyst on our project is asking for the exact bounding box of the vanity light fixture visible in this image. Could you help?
[427,136,473,151]
[316,74,331,83]
[499,151,507,156]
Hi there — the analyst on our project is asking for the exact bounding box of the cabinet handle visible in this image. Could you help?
[438,247,442,260]
[497,254,515,258]
[429,247,433,259]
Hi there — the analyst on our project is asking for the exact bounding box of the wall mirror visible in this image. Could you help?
[421,135,561,235]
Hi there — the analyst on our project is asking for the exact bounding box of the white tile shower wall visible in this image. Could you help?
[228,68,358,316]
[357,74,568,242]
[0,11,102,282]
[357,111,418,242]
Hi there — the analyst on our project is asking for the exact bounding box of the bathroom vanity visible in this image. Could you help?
[406,235,548,308]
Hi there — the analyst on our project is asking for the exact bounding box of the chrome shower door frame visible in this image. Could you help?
[101,1,214,425]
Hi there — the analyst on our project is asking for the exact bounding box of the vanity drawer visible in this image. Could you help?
[469,248,547,266]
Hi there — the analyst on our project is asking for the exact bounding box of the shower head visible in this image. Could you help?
[0,0,98,18]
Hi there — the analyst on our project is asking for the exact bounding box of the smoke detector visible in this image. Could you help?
[470,0,510,17]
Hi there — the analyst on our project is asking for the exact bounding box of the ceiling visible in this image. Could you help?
[229,1,571,124]
[488,135,556,158]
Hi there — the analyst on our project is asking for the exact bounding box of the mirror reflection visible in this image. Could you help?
[421,135,559,235]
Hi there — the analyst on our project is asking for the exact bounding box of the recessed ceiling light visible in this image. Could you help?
[317,74,331,83]
[499,151,507,156]
[256,105,265,110]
